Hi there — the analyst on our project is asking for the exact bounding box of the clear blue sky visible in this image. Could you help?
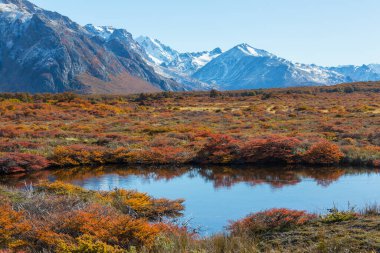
[30,0,380,66]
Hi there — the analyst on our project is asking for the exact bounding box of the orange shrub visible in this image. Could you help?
[60,204,160,249]
[0,203,31,250]
[52,145,105,167]
[302,140,343,165]
[229,208,316,235]
[105,189,185,221]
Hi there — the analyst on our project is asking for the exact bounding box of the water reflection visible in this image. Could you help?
[2,165,378,189]
[3,165,380,234]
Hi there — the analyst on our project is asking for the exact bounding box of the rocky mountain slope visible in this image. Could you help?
[0,0,180,93]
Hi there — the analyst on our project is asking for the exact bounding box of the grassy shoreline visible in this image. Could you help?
[1,182,379,252]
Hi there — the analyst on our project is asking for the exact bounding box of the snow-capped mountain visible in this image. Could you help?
[192,43,350,89]
[0,0,181,93]
[327,65,380,82]
[136,38,380,90]
[136,36,223,76]
[135,36,222,90]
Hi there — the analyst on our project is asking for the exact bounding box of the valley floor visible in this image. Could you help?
[0,82,380,174]
[1,82,380,252]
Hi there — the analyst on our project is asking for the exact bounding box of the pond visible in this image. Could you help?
[2,165,380,235]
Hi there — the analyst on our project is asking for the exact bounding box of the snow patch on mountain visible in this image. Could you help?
[135,36,179,65]
[84,24,115,40]
[236,43,272,58]
[0,0,32,23]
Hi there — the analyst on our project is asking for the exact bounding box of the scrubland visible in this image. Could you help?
[0,82,379,173]
[1,82,380,252]
[1,182,379,252]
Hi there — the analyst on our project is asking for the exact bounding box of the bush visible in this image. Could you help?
[105,189,185,221]
[123,147,192,165]
[52,145,105,167]
[195,134,241,164]
[37,181,185,222]
[240,136,302,164]
[0,182,186,252]
[0,202,31,250]
[229,208,316,236]
[302,141,343,165]
[60,204,160,249]
[341,146,380,166]
[0,152,49,174]
[58,234,125,253]
[321,208,358,223]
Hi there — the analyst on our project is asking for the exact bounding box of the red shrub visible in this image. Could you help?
[0,127,25,138]
[0,141,39,152]
[195,134,241,164]
[302,140,343,165]
[0,153,49,174]
[229,208,316,235]
[240,136,302,164]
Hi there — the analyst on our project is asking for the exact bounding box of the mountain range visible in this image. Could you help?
[0,0,380,94]
[0,0,179,93]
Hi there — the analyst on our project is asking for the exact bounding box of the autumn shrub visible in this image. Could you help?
[341,146,380,166]
[58,234,125,253]
[0,182,186,252]
[240,136,302,164]
[0,202,30,250]
[368,132,380,146]
[0,126,24,138]
[302,140,344,165]
[0,152,49,174]
[51,145,105,167]
[115,146,193,165]
[228,208,317,236]
[0,141,39,152]
[321,208,359,223]
[37,181,185,221]
[195,134,241,164]
[36,181,94,199]
[60,204,159,249]
[103,189,185,221]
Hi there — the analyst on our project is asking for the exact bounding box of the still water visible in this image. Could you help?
[3,165,380,235]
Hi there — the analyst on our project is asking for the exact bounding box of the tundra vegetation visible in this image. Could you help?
[0,182,380,252]
[1,82,380,252]
[0,82,379,174]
